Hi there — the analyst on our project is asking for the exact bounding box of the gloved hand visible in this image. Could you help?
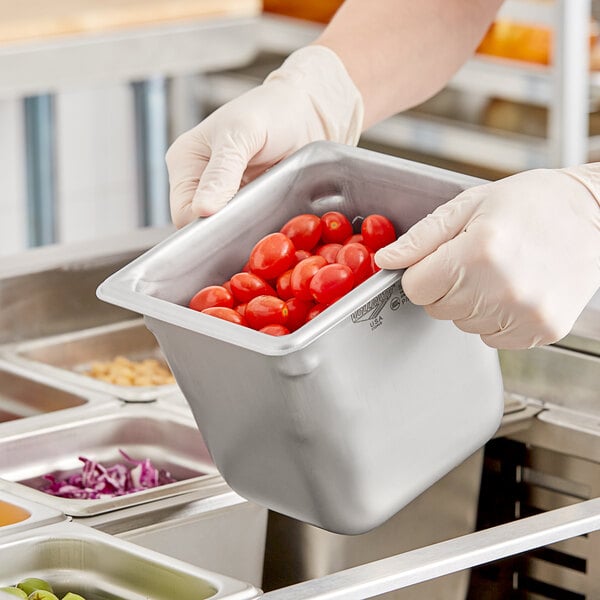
[375,166,600,349]
[166,45,363,228]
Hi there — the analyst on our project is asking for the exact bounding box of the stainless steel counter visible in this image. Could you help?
[0,226,599,599]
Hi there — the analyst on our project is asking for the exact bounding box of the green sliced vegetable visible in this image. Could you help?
[27,592,58,600]
[0,588,27,599]
[16,580,53,596]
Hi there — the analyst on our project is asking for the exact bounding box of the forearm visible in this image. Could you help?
[315,0,504,129]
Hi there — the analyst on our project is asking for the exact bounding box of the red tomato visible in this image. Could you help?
[235,303,247,318]
[201,306,246,326]
[320,211,353,244]
[230,272,276,303]
[294,249,312,263]
[260,324,290,336]
[248,233,296,280]
[222,280,233,295]
[336,243,372,285]
[361,215,396,251]
[276,269,294,300]
[307,304,327,321]
[344,233,365,246]
[281,214,322,251]
[315,243,343,264]
[245,295,289,330]
[371,253,381,274]
[290,256,327,301]
[189,285,233,312]
[309,263,354,305]
[242,261,251,273]
[285,297,313,331]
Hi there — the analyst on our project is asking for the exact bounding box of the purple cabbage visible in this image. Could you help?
[42,449,176,499]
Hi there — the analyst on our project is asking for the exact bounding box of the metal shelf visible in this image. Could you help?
[260,9,600,109]
[454,57,600,109]
[496,0,556,25]
[364,113,550,172]
[203,70,572,173]
[258,1,594,170]
[203,72,550,173]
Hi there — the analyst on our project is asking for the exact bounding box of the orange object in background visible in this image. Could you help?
[477,20,599,66]
[263,0,344,23]
[0,500,30,526]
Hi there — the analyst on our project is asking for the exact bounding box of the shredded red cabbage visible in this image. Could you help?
[42,449,176,499]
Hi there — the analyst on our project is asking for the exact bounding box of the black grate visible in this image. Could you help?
[468,438,596,599]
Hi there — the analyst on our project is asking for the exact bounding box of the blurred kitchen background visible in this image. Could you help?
[2,4,600,600]
[1,0,600,255]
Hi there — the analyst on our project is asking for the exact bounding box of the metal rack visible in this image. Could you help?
[255,0,596,172]
[261,498,600,598]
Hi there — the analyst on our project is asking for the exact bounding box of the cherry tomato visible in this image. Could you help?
[230,272,276,303]
[242,261,251,273]
[290,256,327,301]
[336,243,372,285]
[309,263,354,305]
[236,303,247,318]
[361,214,396,251]
[294,249,312,263]
[260,324,290,336]
[201,306,246,326]
[189,285,233,312]
[320,211,353,244]
[307,304,327,321]
[315,243,343,264]
[245,295,289,330]
[276,269,294,300]
[344,233,365,246]
[285,297,313,332]
[281,214,322,251]
[248,233,296,280]
[222,280,233,295]
[371,253,381,274]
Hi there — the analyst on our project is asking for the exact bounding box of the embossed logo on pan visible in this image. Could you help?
[351,287,394,323]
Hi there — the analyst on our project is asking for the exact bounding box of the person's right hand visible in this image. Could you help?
[166,46,363,228]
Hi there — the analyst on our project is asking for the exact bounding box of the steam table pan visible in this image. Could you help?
[0,490,64,535]
[98,142,504,534]
[0,401,221,516]
[2,319,179,401]
[0,359,104,426]
[0,521,260,600]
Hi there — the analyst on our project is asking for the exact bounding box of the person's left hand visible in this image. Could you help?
[375,167,600,349]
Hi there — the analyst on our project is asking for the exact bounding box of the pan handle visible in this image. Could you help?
[262,496,600,599]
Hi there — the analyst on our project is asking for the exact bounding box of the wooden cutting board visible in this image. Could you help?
[0,0,261,45]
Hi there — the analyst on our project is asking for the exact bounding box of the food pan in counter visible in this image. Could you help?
[2,319,178,401]
[0,359,106,427]
[0,401,222,517]
[88,489,268,588]
[0,521,261,600]
[0,490,64,535]
[98,141,504,535]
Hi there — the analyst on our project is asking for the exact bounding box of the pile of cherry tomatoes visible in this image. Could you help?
[188,211,397,336]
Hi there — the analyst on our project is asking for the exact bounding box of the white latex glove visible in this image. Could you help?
[375,167,600,349]
[166,45,363,228]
